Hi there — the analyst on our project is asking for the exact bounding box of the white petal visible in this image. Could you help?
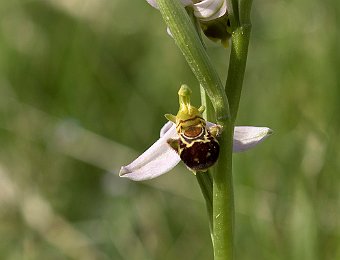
[119,123,180,181]
[193,0,227,22]
[206,122,272,152]
[233,126,273,152]
[146,0,158,9]
[160,121,174,137]
[146,0,192,9]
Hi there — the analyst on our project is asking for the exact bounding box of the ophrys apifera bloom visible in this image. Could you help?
[119,85,272,181]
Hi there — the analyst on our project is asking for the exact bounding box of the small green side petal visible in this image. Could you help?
[165,114,177,123]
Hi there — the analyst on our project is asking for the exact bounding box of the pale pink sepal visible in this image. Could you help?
[119,122,180,181]
[233,126,273,152]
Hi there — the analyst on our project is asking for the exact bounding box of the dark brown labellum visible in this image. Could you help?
[179,135,220,171]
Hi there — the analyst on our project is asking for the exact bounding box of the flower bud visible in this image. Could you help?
[192,0,227,22]
[200,14,232,47]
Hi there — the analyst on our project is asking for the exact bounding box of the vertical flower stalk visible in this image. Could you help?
[226,0,253,122]
[215,1,253,259]
[152,1,254,259]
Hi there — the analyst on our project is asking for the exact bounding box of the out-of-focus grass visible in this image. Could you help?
[0,0,339,259]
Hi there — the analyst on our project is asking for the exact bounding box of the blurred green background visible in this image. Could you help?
[0,0,339,259]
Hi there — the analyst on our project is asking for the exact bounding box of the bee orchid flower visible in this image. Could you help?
[119,85,272,181]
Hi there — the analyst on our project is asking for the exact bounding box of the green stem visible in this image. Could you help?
[226,4,252,123]
[225,26,251,122]
[196,171,213,238]
[213,1,252,258]
[226,0,240,30]
[213,122,234,260]
[155,0,230,124]
[239,0,253,25]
